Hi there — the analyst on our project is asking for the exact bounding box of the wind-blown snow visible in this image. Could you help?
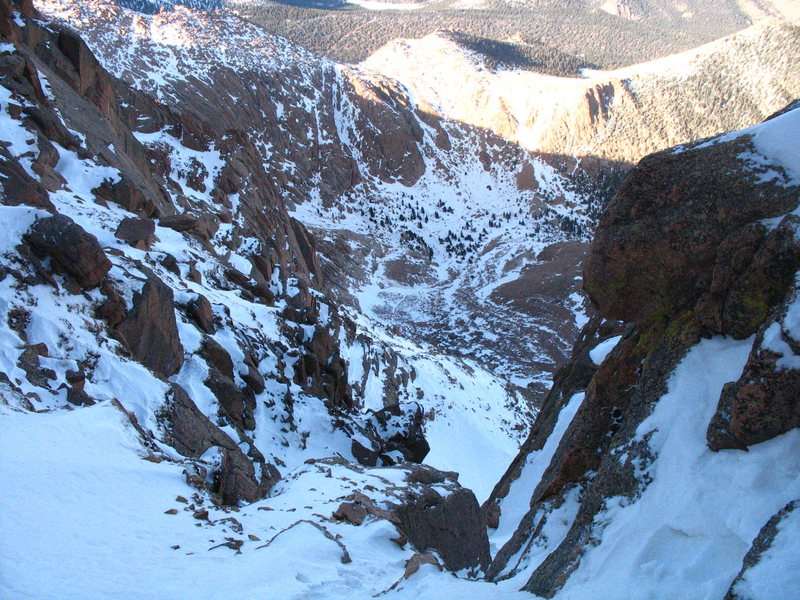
[490,392,585,556]
[555,336,800,600]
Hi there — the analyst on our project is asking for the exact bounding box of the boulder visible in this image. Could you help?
[393,485,490,572]
[332,501,368,526]
[24,215,111,289]
[114,217,155,250]
[159,213,219,241]
[115,273,183,378]
[199,336,234,380]
[584,135,799,326]
[187,294,215,333]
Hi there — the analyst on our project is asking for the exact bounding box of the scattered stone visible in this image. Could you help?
[332,501,368,526]
[209,538,243,553]
[193,508,209,520]
[164,508,178,515]
[219,516,243,533]
[403,553,442,579]
[176,496,188,504]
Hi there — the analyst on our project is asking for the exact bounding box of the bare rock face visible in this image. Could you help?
[24,215,111,289]
[158,384,279,505]
[584,136,798,327]
[291,320,353,411]
[707,283,800,451]
[392,467,490,573]
[340,73,426,187]
[115,273,184,378]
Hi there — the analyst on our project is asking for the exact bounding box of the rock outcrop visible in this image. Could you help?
[115,273,184,378]
[158,384,279,505]
[485,103,800,596]
[24,215,112,289]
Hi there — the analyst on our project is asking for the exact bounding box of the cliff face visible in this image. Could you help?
[483,103,800,598]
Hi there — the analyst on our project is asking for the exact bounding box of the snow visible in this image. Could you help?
[731,504,800,600]
[588,335,621,365]
[761,321,800,371]
[490,392,585,556]
[683,105,800,188]
[751,107,800,184]
[554,336,800,600]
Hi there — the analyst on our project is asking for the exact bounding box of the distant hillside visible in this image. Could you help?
[114,0,223,12]
[363,23,800,163]
[227,1,743,70]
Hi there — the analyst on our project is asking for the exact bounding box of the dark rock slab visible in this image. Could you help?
[114,217,155,250]
[393,485,491,573]
[116,273,183,378]
[25,214,111,289]
[158,384,279,505]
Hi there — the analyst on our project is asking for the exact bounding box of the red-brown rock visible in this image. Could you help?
[115,273,184,378]
[24,215,111,289]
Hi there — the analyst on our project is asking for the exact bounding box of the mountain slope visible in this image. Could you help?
[2,0,798,598]
[40,0,607,406]
[363,23,800,163]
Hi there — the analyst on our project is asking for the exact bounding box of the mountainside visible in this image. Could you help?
[482,102,800,598]
[1,0,798,598]
[114,0,224,12]
[363,23,800,164]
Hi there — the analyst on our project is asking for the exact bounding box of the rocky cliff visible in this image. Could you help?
[482,102,800,598]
